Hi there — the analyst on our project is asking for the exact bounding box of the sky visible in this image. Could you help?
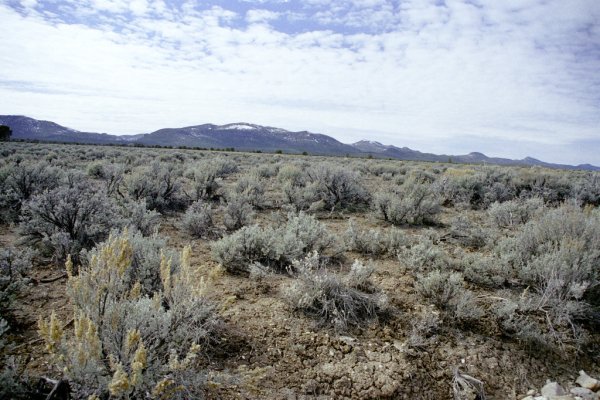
[0,0,599,165]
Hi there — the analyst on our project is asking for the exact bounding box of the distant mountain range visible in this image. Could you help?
[1,115,597,171]
[351,140,600,171]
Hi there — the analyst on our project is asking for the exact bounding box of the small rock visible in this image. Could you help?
[338,335,355,344]
[576,371,600,392]
[541,382,567,397]
[571,387,599,400]
[392,340,403,351]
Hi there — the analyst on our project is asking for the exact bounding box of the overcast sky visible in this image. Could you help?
[1,0,599,165]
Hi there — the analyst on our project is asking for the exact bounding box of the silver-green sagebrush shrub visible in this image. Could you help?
[184,158,238,202]
[211,224,274,274]
[415,270,483,326]
[20,176,120,264]
[38,231,222,399]
[491,290,588,353]
[222,193,255,232]
[373,178,441,225]
[122,199,161,236]
[80,229,180,296]
[276,163,305,187]
[211,212,337,273]
[4,161,61,203]
[305,163,370,210]
[502,203,599,290]
[181,200,215,238]
[0,161,61,222]
[513,169,573,205]
[458,253,509,289]
[448,216,488,249]
[0,318,27,399]
[366,162,406,178]
[281,181,317,212]
[283,253,388,331]
[100,163,126,198]
[206,157,238,176]
[416,270,464,310]
[487,197,544,228]
[250,163,279,179]
[492,203,600,351]
[231,175,266,210]
[398,234,449,272]
[277,164,317,212]
[86,162,105,179]
[0,247,33,317]
[185,165,221,202]
[573,172,600,206]
[125,162,184,212]
[278,162,370,211]
[433,171,484,209]
[343,219,408,256]
[434,167,520,209]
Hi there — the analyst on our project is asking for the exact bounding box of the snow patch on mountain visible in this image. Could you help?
[222,124,256,130]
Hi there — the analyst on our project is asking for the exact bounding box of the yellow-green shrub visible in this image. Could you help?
[39,230,222,399]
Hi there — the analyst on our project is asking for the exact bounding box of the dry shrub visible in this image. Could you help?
[283,253,388,331]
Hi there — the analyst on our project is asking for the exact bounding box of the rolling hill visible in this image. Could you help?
[1,115,597,171]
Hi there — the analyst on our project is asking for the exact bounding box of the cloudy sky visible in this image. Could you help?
[1,0,599,165]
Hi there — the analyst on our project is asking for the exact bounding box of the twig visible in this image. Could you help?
[452,367,486,400]
[44,377,71,400]
[37,274,68,284]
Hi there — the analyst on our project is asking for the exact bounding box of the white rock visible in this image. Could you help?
[576,371,600,392]
[542,382,567,397]
[571,386,600,400]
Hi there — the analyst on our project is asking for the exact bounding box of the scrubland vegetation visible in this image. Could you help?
[1,142,599,399]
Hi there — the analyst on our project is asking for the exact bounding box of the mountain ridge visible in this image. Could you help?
[1,115,597,171]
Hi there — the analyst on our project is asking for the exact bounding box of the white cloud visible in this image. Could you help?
[19,0,37,9]
[0,0,598,165]
[89,0,129,13]
[129,0,149,16]
[246,9,280,24]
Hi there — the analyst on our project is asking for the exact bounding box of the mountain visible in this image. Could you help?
[351,141,600,171]
[0,115,134,144]
[0,116,360,156]
[0,115,597,171]
[138,123,362,155]
[352,140,448,162]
